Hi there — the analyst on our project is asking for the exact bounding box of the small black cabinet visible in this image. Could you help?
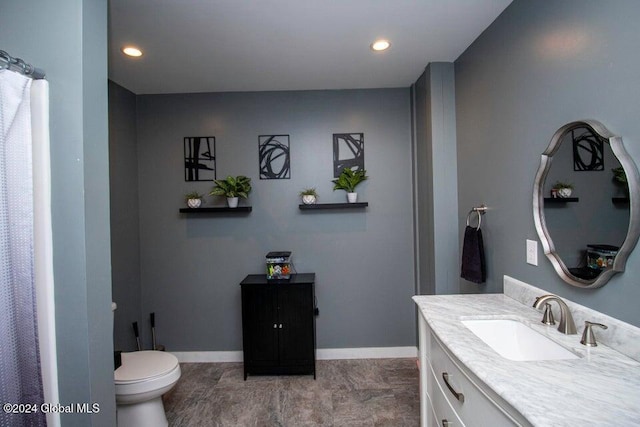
[240,273,316,379]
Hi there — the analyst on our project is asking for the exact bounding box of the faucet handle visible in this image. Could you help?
[580,321,608,347]
[541,303,555,326]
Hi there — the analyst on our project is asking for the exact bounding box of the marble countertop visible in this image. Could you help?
[413,292,640,426]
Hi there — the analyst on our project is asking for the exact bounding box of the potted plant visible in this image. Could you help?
[299,188,319,205]
[332,168,368,203]
[185,191,204,208]
[552,181,574,198]
[210,175,252,208]
[612,167,629,196]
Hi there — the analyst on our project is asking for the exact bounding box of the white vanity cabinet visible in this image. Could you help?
[418,312,529,427]
[414,284,640,426]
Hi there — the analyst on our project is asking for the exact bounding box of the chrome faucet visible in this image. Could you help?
[533,295,577,335]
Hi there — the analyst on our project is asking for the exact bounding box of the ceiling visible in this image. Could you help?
[108,0,512,95]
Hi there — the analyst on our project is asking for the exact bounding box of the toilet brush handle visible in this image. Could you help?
[150,312,157,350]
[132,322,141,351]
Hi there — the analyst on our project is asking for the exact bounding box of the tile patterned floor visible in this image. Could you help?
[163,358,420,426]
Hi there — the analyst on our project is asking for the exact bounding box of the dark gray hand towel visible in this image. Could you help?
[461,225,486,284]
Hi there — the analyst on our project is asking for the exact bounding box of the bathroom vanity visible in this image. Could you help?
[413,276,640,427]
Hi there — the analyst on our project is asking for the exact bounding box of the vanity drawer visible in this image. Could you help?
[430,332,519,426]
[426,361,465,427]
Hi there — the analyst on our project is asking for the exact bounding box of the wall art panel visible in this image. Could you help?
[259,134,291,179]
[333,133,364,177]
[184,136,216,181]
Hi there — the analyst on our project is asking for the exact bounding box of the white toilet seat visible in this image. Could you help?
[116,351,179,383]
[115,351,180,403]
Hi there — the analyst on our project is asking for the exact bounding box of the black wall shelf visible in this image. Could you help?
[179,206,252,213]
[299,202,368,210]
[543,197,579,203]
[612,197,630,205]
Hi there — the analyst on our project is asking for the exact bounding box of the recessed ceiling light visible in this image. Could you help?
[122,46,143,57]
[370,39,391,52]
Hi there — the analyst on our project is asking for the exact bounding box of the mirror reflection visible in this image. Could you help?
[543,125,628,281]
[534,120,640,288]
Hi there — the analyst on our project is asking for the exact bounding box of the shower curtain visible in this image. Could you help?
[0,69,48,427]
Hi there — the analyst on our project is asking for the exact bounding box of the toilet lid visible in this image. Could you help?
[115,351,179,384]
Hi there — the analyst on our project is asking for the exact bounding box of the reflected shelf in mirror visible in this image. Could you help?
[612,197,630,205]
[543,197,579,203]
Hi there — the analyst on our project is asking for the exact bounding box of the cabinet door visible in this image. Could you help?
[277,284,314,366]
[241,285,279,366]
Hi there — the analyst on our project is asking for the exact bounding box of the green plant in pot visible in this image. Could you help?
[552,181,574,198]
[185,191,204,208]
[332,168,368,203]
[299,188,319,205]
[612,166,629,196]
[210,175,252,208]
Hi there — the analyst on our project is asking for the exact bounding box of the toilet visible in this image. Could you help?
[113,303,181,427]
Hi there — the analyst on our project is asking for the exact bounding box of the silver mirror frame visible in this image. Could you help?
[533,120,640,288]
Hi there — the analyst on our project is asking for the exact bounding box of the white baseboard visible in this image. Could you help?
[317,346,417,360]
[171,351,244,363]
[171,346,417,363]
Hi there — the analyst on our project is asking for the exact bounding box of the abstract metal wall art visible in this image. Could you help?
[184,136,216,181]
[259,134,291,179]
[333,133,364,177]
[572,127,604,171]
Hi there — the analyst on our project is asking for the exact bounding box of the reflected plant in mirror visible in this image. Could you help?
[533,120,640,288]
[612,167,628,196]
[551,181,574,198]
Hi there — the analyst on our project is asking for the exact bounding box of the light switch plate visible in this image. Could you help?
[526,239,538,266]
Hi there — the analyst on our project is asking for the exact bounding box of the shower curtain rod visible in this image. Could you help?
[0,49,46,79]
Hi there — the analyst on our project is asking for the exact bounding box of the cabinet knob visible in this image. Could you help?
[442,420,451,427]
[279,324,283,328]
[273,324,277,329]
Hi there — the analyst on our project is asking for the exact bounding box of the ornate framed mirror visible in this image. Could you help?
[533,120,640,288]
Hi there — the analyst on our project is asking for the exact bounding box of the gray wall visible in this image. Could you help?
[413,63,460,295]
[135,89,416,350]
[109,81,142,351]
[455,0,640,326]
[0,0,115,425]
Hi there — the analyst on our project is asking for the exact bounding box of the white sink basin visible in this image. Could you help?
[461,318,579,361]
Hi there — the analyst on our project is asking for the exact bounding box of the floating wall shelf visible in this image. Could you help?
[543,197,579,203]
[179,206,252,213]
[299,202,368,210]
[612,197,630,205]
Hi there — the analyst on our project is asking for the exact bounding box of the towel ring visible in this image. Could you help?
[466,205,487,230]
